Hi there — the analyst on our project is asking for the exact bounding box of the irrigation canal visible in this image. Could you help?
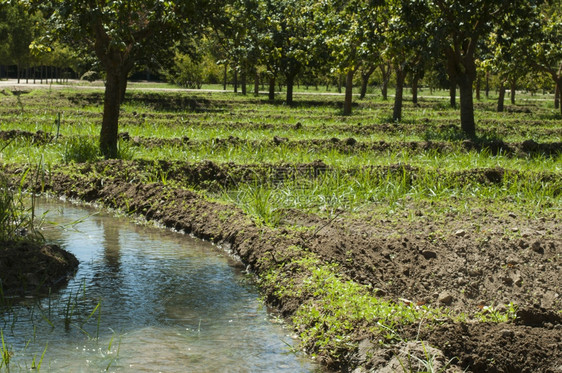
[0,197,318,372]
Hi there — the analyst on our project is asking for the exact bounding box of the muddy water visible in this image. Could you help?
[1,198,319,372]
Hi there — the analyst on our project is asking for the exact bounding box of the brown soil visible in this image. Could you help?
[121,133,562,157]
[3,160,561,372]
[0,240,79,296]
[0,130,54,145]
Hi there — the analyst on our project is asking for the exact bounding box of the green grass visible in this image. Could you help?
[0,171,42,244]
[2,87,559,224]
[260,246,517,361]
[217,165,560,225]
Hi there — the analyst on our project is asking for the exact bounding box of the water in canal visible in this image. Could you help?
[0,198,319,372]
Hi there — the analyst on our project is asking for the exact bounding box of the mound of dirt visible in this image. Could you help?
[0,240,78,296]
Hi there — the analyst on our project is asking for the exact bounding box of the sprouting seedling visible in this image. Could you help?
[31,342,48,372]
[1,329,12,368]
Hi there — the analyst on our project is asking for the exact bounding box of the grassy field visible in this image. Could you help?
[1,85,561,371]
[1,87,560,215]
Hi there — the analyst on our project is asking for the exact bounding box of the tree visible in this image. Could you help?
[311,0,386,115]
[385,0,432,121]
[261,0,316,104]
[484,19,533,112]
[33,0,222,158]
[0,2,40,83]
[527,3,562,115]
[0,4,12,75]
[425,0,543,137]
[211,0,263,95]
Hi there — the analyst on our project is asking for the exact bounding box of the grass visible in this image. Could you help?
[0,273,105,371]
[0,171,42,244]
[260,246,517,363]
[217,165,560,225]
[2,87,557,223]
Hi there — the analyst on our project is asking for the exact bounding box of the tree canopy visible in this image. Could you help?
[29,0,224,157]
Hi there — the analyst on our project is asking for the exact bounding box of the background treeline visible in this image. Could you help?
[1,0,561,156]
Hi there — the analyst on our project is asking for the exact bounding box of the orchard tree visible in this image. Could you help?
[0,2,40,82]
[528,3,562,115]
[385,0,432,121]
[485,27,532,112]
[275,0,316,105]
[32,0,222,158]
[0,4,11,73]
[311,0,386,115]
[425,0,543,137]
[212,0,263,95]
[258,0,317,104]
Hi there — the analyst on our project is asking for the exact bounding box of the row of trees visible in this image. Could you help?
[213,0,561,131]
[1,0,561,157]
[0,3,81,82]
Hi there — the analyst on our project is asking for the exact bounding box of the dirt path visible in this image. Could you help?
[1,79,553,101]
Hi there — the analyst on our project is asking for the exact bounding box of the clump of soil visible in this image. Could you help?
[0,240,78,296]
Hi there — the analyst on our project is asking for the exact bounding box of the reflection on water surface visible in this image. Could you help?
[0,198,318,372]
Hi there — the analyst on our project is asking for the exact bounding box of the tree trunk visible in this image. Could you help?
[254,71,259,96]
[359,65,376,99]
[223,64,227,90]
[497,80,506,112]
[233,69,238,93]
[510,77,516,104]
[393,65,405,122]
[557,77,562,115]
[380,63,391,100]
[268,76,275,101]
[100,68,123,159]
[486,71,490,98]
[360,74,368,99]
[17,64,20,84]
[449,81,456,108]
[412,76,419,105]
[476,75,481,101]
[119,70,128,104]
[338,75,343,94]
[343,69,354,115]
[555,82,560,110]
[458,74,476,137]
[286,73,295,105]
[241,68,247,96]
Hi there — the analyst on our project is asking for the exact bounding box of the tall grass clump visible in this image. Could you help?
[222,183,282,226]
[62,137,100,164]
[0,172,40,244]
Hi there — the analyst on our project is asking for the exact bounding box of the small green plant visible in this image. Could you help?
[31,342,48,372]
[116,139,135,160]
[261,248,448,359]
[104,331,122,371]
[222,183,282,227]
[475,303,518,322]
[1,330,12,368]
[397,340,457,373]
